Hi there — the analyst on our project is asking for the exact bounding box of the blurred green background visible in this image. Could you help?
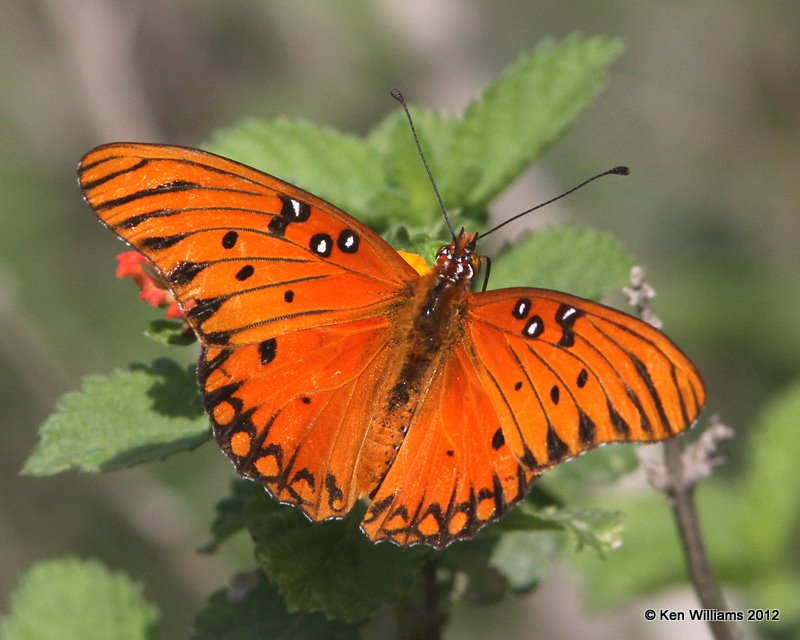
[1,2,798,638]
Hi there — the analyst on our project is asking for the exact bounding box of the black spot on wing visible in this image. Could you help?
[555,304,583,347]
[269,195,312,237]
[310,233,333,257]
[337,229,360,253]
[491,427,505,450]
[235,265,255,281]
[280,195,311,222]
[187,296,225,324]
[205,331,232,346]
[607,400,631,437]
[168,261,208,286]
[259,338,277,365]
[521,446,538,470]
[364,495,393,521]
[141,233,188,250]
[512,297,531,319]
[197,348,232,384]
[290,468,316,492]
[522,315,544,339]
[629,353,673,434]
[578,409,596,446]
[221,230,238,249]
[268,215,287,236]
[325,473,344,511]
[546,426,569,461]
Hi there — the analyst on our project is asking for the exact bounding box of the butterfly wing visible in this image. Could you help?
[465,288,705,470]
[200,316,400,521]
[80,143,421,522]
[79,143,418,346]
[361,286,704,547]
[361,344,533,547]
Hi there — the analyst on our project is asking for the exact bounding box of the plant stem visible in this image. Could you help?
[625,266,739,640]
[417,559,442,640]
[663,433,739,640]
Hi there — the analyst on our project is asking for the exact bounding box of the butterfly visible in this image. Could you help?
[79,142,705,548]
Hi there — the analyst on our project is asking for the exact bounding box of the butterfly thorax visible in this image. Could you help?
[433,229,481,289]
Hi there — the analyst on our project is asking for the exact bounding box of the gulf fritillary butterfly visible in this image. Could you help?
[79,141,704,548]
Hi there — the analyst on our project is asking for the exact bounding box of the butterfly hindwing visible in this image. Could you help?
[200,315,399,521]
[79,143,417,346]
[361,345,535,547]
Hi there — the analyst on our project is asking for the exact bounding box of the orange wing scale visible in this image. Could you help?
[80,143,706,549]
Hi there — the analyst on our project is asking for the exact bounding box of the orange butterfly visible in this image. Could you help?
[79,142,704,548]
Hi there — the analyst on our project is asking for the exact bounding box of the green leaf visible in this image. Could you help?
[381,220,450,263]
[0,557,159,640]
[574,494,684,606]
[494,503,624,556]
[488,226,635,298]
[246,491,427,622]
[205,118,385,225]
[23,358,210,475]
[367,109,467,229]
[452,35,625,214]
[738,380,800,561]
[200,480,256,554]
[490,530,561,593]
[541,444,640,497]
[193,571,359,640]
[439,537,508,604]
[145,319,196,346]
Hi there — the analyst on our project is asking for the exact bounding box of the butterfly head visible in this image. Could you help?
[434,229,481,288]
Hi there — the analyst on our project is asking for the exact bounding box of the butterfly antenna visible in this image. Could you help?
[478,166,630,239]
[391,88,457,242]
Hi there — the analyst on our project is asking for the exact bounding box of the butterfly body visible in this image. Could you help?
[80,143,705,548]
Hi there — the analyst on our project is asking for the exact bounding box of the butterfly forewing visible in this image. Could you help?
[465,288,705,470]
[79,143,417,346]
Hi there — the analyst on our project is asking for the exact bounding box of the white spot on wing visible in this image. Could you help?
[524,319,541,336]
[290,198,301,218]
